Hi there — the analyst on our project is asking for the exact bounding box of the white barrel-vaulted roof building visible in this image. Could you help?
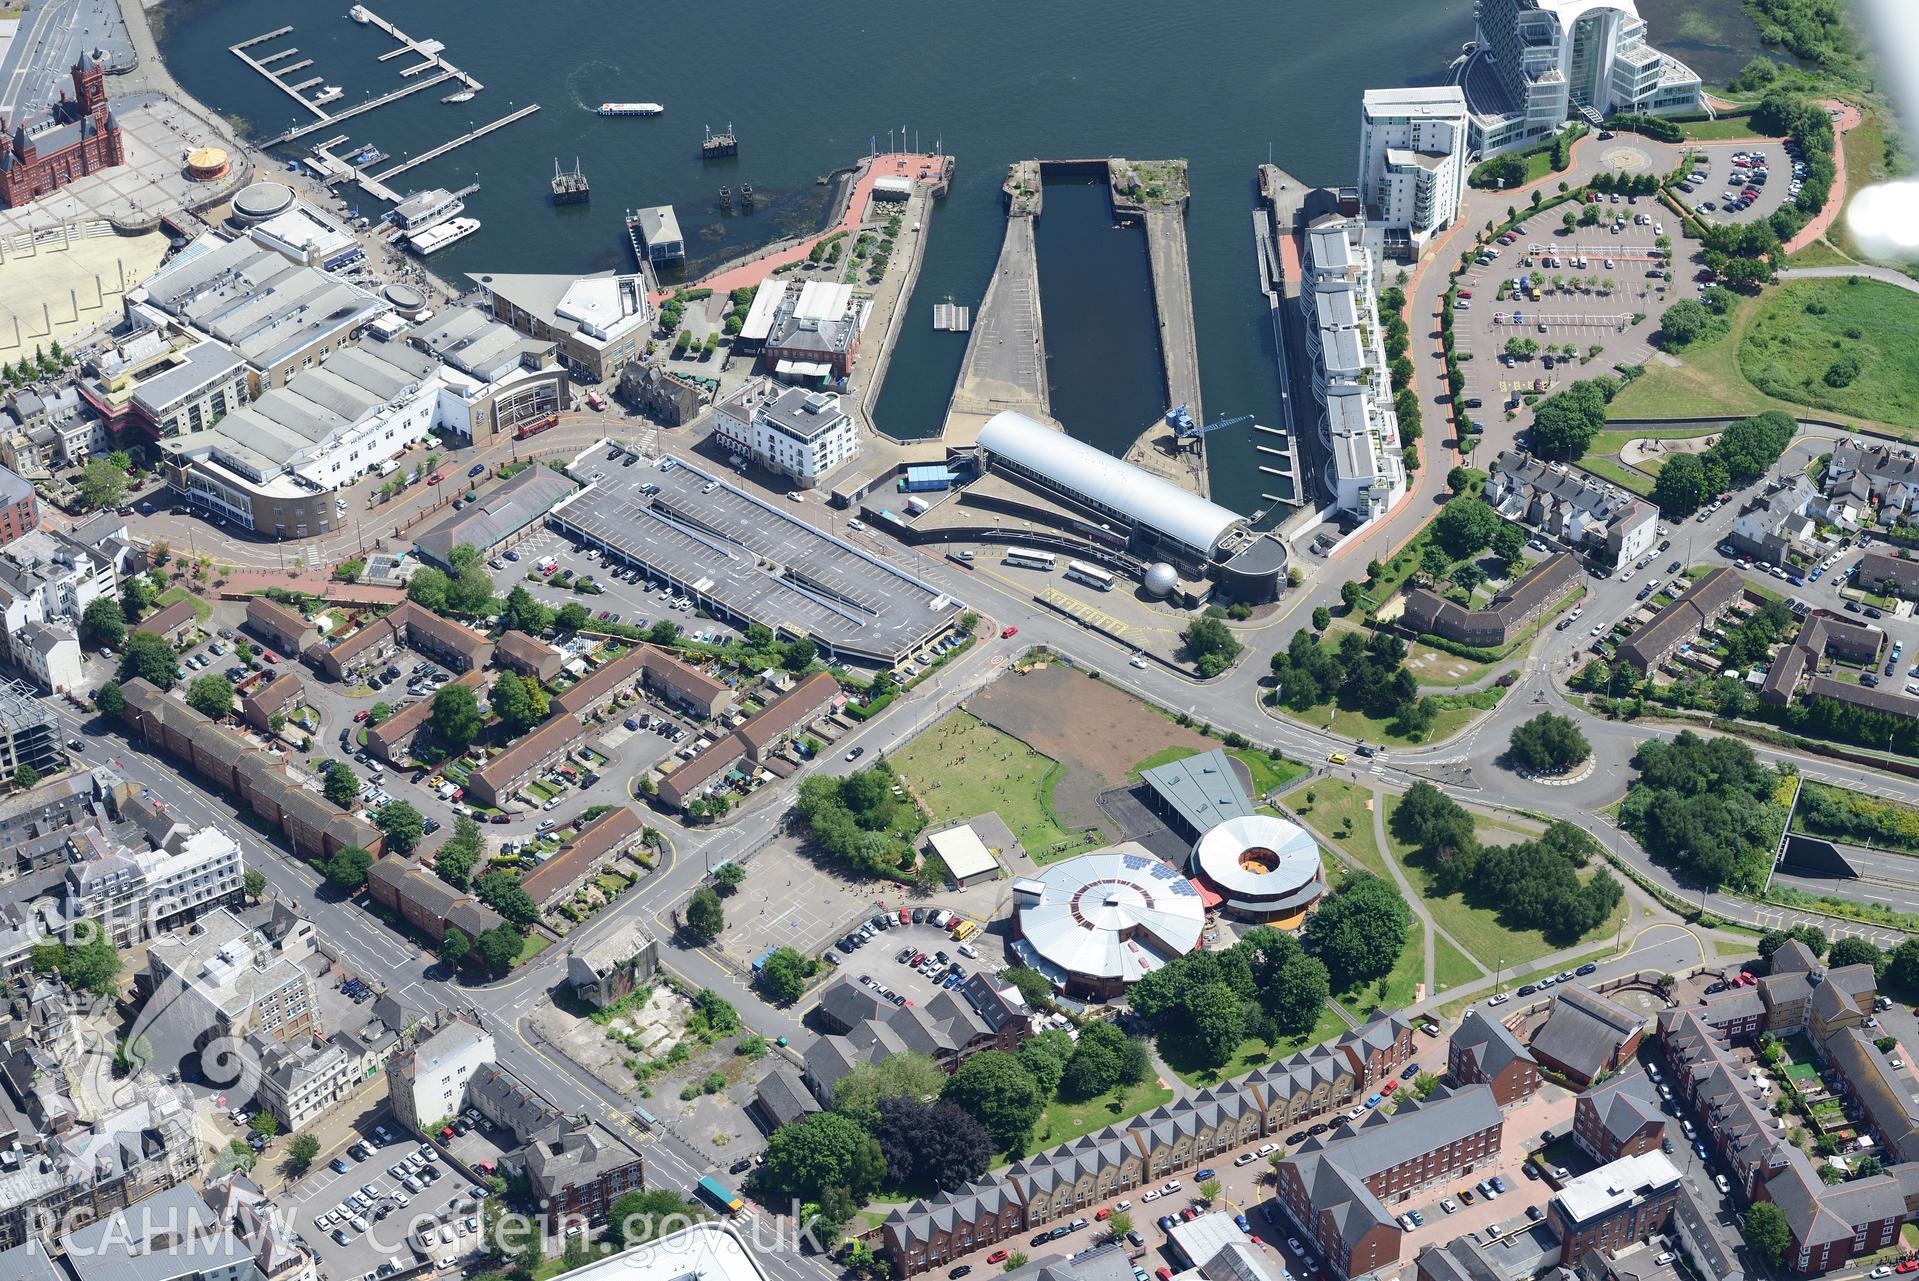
[975,410,1246,569]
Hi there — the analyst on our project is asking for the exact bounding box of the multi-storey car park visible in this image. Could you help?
[548,443,963,667]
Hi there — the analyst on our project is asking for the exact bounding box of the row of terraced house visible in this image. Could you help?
[877,1014,1419,1276]
[1659,940,1919,1275]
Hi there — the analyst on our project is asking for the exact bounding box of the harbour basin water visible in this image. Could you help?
[153,0,1761,515]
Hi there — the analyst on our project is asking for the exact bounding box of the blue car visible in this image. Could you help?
[1490,1175,1508,1194]
[1235,1215,1251,1233]
[1365,1093,1382,1107]
[1194,1169,1216,1182]
[330,1157,351,1174]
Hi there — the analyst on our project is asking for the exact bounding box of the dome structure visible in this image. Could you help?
[1143,562,1178,597]
[232,180,294,222]
[1011,844,1206,1000]
[1189,813,1326,925]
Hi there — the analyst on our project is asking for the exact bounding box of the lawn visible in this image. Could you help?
[1381,793,1623,973]
[1434,933,1483,992]
[1679,117,1770,141]
[1610,280,1919,436]
[512,931,552,967]
[1319,701,1478,746]
[1834,102,1893,262]
[1787,239,1856,269]
[1575,453,1655,495]
[1280,778,1388,878]
[889,710,1089,864]
[153,586,212,621]
[1017,1078,1177,1160]
[1167,1004,1352,1088]
[1738,279,1919,425]
[1333,918,1424,1020]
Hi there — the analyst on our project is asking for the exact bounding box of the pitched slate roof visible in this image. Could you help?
[1579,1068,1666,1149]
[1453,1007,1534,1081]
[1530,983,1642,1081]
[1823,1026,1919,1163]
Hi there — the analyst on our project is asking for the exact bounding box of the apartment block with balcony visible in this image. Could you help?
[1458,0,1702,157]
[1300,215,1404,525]
[1358,86,1468,252]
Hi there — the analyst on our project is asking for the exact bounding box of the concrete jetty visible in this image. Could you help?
[939,160,1052,444]
[1111,158,1208,498]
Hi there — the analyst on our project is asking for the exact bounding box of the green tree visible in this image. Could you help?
[81,597,126,649]
[1341,579,1368,610]
[250,1112,280,1140]
[711,862,746,893]
[440,926,472,968]
[77,459,128,510]
[1311,606,1332,632]
[474,870,539,928]
[186,674,236,719]
[500,586,555,636]
[375,800,425,856]
[31,921,122,996]
[435,815,484,889]
[489,671,548,736]
[476,924,523,974]
[686,887,725,940]
[243,869,267,901]
[323,761,359,807]
[555,601,591,633]
[1182,616,1241,678]
[1827,935,1886,978]
[1889,938,1919,992]
[1490,522,1526,564]
[121,574,154,619]
[1658,299,1714,348]
[332,558,365,584]
[1303,872,1411,985]
[757,946,813,1003]
[607,1189,711,1249]
[940,1050,1044,1153]
[431,683,483,751]
[1742,1203,1791,1268]
[1434,497,1500,557]
[323,846,373,892]
[1508,712,1591,773]
[1653,452,1710,515]
[287,1133,320,1171]
[832,1053,948,1126]
[117,632,179,688]
[94,680,125,718]
[11,765,37,791]
[758,1112,885,1201]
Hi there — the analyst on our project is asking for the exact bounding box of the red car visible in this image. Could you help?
[1095,1208,1111,1221]
[428,472,445,485]
[1157,1270,1172,1280]
[898,909,911,925]
[1896,1263,1918,1275]
[264,651,279,664]
[1458,289,1473,298]
[987,1252,1009,1266]
[353,710,369,722]
[1001,626,1018,639]
[1380,1080,1398,1094]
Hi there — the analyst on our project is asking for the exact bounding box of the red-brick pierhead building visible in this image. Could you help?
[0,56,126,209]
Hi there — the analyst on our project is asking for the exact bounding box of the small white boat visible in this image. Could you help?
[598,102,663,117]
[348,5,372,23]
[406,216,481,254]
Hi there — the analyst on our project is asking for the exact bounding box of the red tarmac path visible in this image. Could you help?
[654,152,952,302]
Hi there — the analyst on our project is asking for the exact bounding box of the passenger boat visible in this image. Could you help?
[598,102,664,117]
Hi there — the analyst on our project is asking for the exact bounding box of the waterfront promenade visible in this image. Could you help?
[659,150,951,303]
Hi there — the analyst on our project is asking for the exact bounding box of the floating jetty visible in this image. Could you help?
[701,123,737,159]
[369,104,541,187]
[932,300,971,332]
[245,4,499,151]
[551,158,589,205]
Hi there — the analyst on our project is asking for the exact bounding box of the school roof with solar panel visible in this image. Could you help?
[1011,844,1207,990]
[549,442,962,664]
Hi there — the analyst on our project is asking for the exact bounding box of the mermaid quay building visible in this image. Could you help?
[0,57,125,209]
